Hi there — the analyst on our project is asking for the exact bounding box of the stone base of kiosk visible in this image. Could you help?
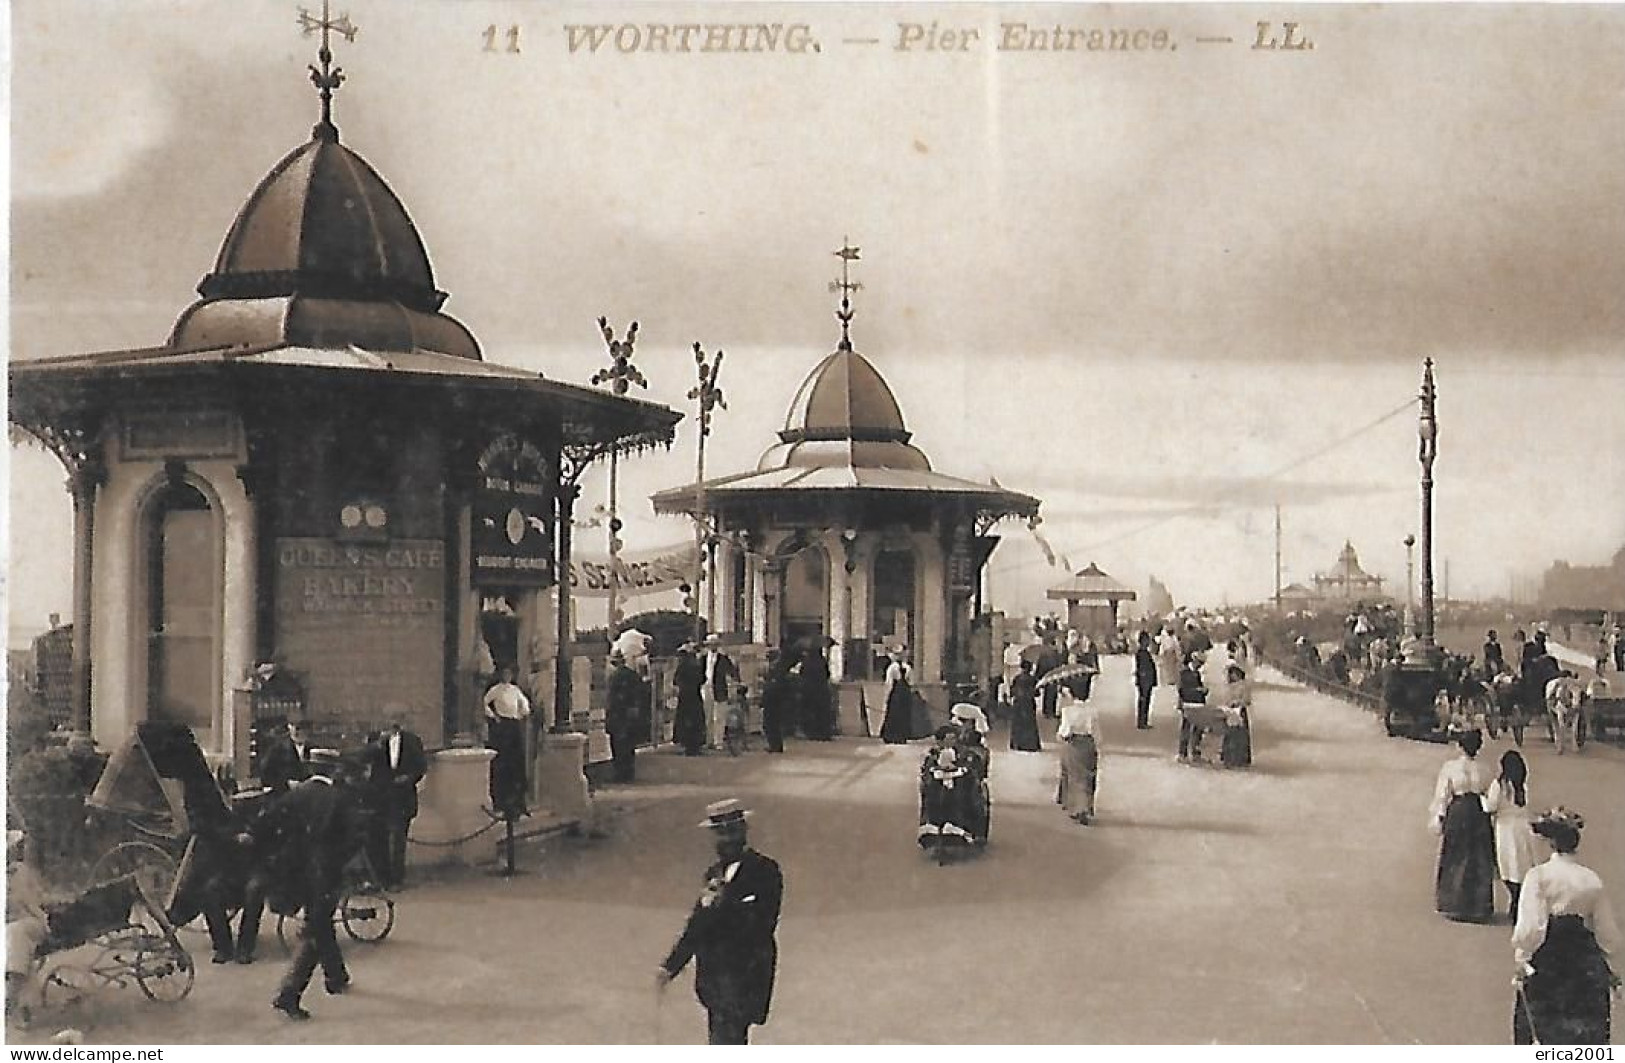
[533,731,593,829]
[408,747,499,868]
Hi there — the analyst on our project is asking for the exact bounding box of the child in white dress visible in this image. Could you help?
[1483,749,1537,919]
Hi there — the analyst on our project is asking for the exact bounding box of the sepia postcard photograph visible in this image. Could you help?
[5,0,1624,1047]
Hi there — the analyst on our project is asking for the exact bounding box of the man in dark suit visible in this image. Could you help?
[365,718,427,889]
[258,719,311,793]
[1134,630,1158,729]
[658,799,783,1045]
[260,756,363,1021]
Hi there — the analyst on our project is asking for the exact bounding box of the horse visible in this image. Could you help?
[1544,674,1589,754]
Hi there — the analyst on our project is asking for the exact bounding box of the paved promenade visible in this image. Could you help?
[18,657,1622,1044]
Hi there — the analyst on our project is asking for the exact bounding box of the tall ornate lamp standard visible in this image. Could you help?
[688,343,726,643]
[592,318,647,636]
[1417,359,1440,664]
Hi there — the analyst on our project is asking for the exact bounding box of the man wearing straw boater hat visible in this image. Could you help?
[657,799,783,1044]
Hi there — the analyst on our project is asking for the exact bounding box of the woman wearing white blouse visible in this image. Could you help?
[1428,729,1495,923]
[1482,750,1537,919]
[1511,808,1622,1044]
[1055,686,1101,825]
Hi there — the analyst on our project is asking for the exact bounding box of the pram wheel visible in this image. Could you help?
[340,889,395,944]
[133,944,194,1003]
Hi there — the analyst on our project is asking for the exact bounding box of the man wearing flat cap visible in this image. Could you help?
[658,799,784,1044]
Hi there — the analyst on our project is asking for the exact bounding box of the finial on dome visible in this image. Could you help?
[299,1,358,142]
[829,240,862,351]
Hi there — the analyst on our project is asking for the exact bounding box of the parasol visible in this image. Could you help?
[1035,663,1099,689]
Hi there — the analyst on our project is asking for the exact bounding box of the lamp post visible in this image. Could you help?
[1417,359,1439,662]
[592,318,647,637]
[840,528,859,682]
[688,342,726,643]
[1403,533,1416,638]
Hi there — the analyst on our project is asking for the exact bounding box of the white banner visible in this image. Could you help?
[567,543,698,599]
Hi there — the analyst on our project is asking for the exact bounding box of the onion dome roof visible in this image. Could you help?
[170,126,479,360]
[757,348,931,471]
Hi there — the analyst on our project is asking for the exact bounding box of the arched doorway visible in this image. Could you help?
[871,548,917,671]
[142,480,222,741]
[781,544,829,651]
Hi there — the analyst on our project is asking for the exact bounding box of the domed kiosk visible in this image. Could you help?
[9,35,679,772]
[652,249,1039,725]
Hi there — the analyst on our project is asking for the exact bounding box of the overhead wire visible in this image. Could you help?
[1001,393,1420,572]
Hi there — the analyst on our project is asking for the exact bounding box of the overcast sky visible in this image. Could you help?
[8,1,1625,637]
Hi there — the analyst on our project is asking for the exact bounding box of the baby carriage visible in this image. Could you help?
[916,742,990,864]
[1180,698,1233,766]
[15,874,193,1030]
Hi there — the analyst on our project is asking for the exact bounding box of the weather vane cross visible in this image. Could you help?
[829,240,862,350]
[298,0,358,137]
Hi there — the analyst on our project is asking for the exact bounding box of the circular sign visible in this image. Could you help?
[340,504,363,528]
[364,504,389,529]
[505,508,527,545]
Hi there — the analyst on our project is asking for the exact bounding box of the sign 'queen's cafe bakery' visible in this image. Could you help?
[7,74,679,762]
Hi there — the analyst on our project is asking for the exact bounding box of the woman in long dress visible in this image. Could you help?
[1428,729,1496,922]
[1511,807,1622,1044]
[1055,683,1101,825]
[759,649,791,754]
[880,648,917,744]
[672,643,707,756]
[1483,750,1536,919]
[1007,660,1041,752]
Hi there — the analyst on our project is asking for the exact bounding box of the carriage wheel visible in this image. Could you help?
[89,842,178,904]
[339,890,395,944]
[133,945,194,1003]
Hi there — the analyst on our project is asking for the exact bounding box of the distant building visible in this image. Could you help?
[1540,545,1625,612]
[1311,541,1388,603]
[1046,563,1137,642]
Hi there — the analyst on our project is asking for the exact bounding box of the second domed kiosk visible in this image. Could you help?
[652,257,1038,719]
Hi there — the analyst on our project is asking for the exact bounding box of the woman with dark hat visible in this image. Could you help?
[673,642,708,756]
[1007,659,1041,752]
[1428,728,1496,922]
[1511,807,1622,1044]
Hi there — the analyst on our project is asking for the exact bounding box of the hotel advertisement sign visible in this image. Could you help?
[473,434,553,588]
